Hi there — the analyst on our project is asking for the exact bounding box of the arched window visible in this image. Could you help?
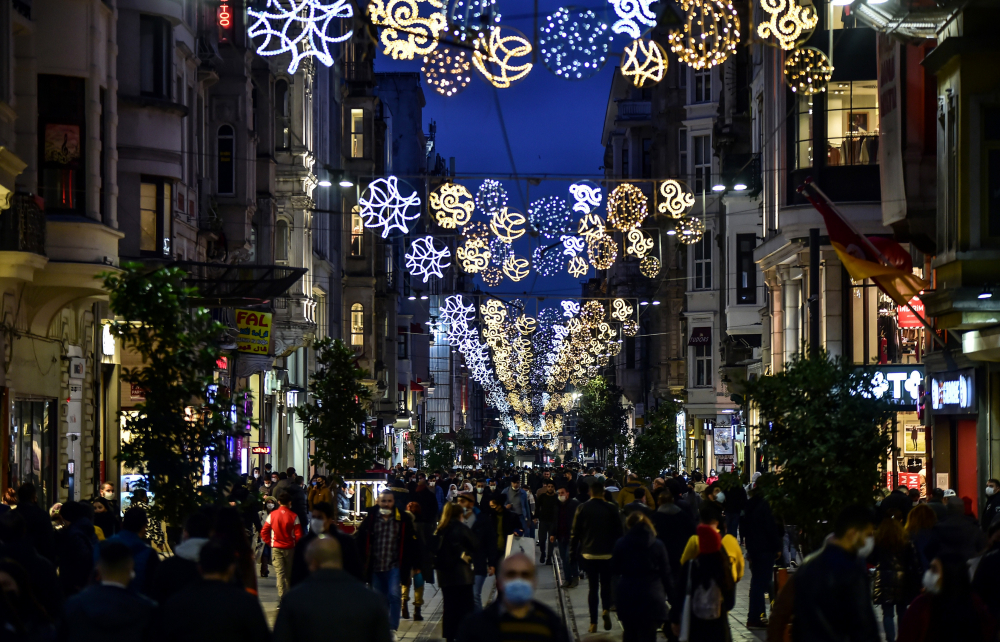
[217,125,235,195]
[351,303,364,347]
[275,80,290,150]
[275,219,289,261]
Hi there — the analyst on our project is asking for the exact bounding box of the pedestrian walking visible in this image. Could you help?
[670,525,736,642]
[612,513,672,642]
[897,553,997,642]
[401,502,426,621]
[457,492,498,612]
[489,495,523,549]
[981,478,1000,534]
[212,505,259,595]
[16,482,55,561]
[650,484,696,588]
[721,480,747,541]
[0,557,55,640]
[150,510,210,602]
[680,504,744,583]
[569,478,624,633]
[474,478,493,511]
[499,476,533,535]
[904,503,937,573]
[534,480,558,564]
[92,482,122,537]
[55,501,99,597]
[290,501,364,586]
[260,490,304,600]
[618,473,654,510]
[971,518,1000,624]
[739,476,781,629]
[623,488,653,518]
[552,486,580,588]
[101,506,159,596]
[273,537,391,642]
[870,515,920,642]
[307,475,333,511]
[435,502,477,642]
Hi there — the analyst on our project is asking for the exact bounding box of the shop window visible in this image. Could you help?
[694,233,712,290]
[794,94,814,169]
[827,81,879,166]
[641,138,652,178]
[275,219,289,261]
[693,69,712,103]
[351,303,364,347]
[140,177,172,256]
[351,108,365,158]
[9,401,57,508]
[275,80,290,150]
[38,75,86,213]
[217,125,235,195]
[693,135,711,193]
[694,343,712,387]
[140,16,171,99]
[351,206,364,256]
[736,233,757,304]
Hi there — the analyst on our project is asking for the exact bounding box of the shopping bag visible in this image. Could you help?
[678,561,693,642]
[505,534,536,561]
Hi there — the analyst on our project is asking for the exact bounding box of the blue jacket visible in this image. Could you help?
[434,484,447,514]
[498,487,532,521]
[102,530,158,596]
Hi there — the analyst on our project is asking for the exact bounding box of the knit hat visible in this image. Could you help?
[697,524,722,555]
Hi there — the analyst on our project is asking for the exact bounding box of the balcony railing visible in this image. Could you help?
[0,194,46,255]
[618,100,652,120]
[343,62,373,83]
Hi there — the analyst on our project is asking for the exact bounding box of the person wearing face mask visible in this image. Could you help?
[308,475,333,511]
[679,504,744,583]
[869,515,920,642]
[260,490,304,600]
[669,525,736,642]
[473,479,490,510]
[431,475,447,515]
[482,479,499,509]
[456,553,571,642]
[897,553,996,642]
[457,492,498,612]
[552,486,580,587]
[92,482,122,537]
[981,478,1000,534]
[434,502,477,642]
[289,501,364,586]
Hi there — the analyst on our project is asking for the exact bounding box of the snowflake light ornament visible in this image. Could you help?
[626,228,654,258]
[490,207,528,243]
[529,196,575,239]
[621,38,667,87]
[658,179,695,218]
[368,0,448,60]
[532,245,565,277]
[476,179,508,213]
[538,7,611,80]
[358,176,421,237]
[569,180,602,214]
[610,0,657,38]
[248,0,354,74]
[440,294,476,326]
[429,183,475,228]
[561,235,586,257]
[568,255,589,278]
[406,236,451,283]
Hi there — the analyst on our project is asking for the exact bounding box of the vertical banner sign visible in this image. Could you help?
[235,309,272,355]
[218,2,233,43]
[877,32,905,226]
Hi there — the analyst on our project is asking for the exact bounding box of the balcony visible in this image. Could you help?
[171,261,307,307]
[617,100,652,121]
[1,194,45,255]
[343,62,373,84]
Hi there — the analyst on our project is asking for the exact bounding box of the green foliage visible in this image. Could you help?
[626,399,682,481]
[424,434,456,472]
[747,349,894,551]
[576,377,630,464]
[455,428,475,466]
[104,264,247,534]
[295,338,385,483]
[553,455,562,466]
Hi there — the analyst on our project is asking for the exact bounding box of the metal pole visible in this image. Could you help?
[892,414,899,484]
[809,228,820,357]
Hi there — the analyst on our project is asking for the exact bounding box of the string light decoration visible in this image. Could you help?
[578,212,607,242]
[626,228,654,258]
[503,254,531,281]
[538,8,611,80]
[587,235,618,269]
[561,300,581,317]
[429,183,474,228]
[621,39,667,87]
[490,207,528,243]
[475,179,508,213]
[580,301,605,327]
[676,216,705,244]
[422,47,473,96]
[472,27,533,89]
[561,235,586,258]
[610,0,657,38]
[368,0,448,60]
[611,298,634,321]
[567,255,589,278]
[358,176,422,237]
[480,265,504,286]
[569,180,602,214]
[248,0,353,74]
[516,315,538,335]
[658,179,695,218]
[532,245,565,277]
[757,0,817,50]
[640,255,661,278]
[529,196,575,239]
[621,320,639,336]
[405,236,451,282]
[489,235,514,266]
[668,0,740,70]
[461,220,491,244]
[784,46,833,95]
[607,184,649,231]
[448,0,501,41]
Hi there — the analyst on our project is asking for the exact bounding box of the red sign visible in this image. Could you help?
[216,356,229,370]
[217,3,233,42]
[130,382,146,402]
[251,446,271,454]
[897,297,925,329]
[886,471,921,489]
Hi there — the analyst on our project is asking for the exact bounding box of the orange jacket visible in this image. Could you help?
[261,506,303,549]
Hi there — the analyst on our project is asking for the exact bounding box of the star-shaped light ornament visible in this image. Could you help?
[248,0,354,74]
[358,176,421,237]
[405,236,452,283]
[621,39,667,87]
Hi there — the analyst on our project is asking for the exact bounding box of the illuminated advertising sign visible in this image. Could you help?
[218,2,233,43]
[866,365,924,411]
[235,309,272,355]
[930,368,976,415]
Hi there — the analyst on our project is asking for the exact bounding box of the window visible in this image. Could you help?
[694,233,712,290]
[398,331,408,359]
[694,343,712,386]
[794,94,814,169]
[679,66,687,89]
[275,80,290,150]
[38,75,86,213]
[350,206,364,256]
[10,401,57,509]
[736,233,757,304]
[985,107,1000,237]
[693,135,711,193]
[351,108,365,158]
[693,69,712,103]
[621,141,629,178]
[625,336,636,369]
[641,138,652,178]
[217,125,235,195]
[679,129,688,178]
[826,82,879,166]
[351,303,364,347]
[316,294,328,339]
[139,178,172,255]
[140,16,171,99]
[275,219,289,261]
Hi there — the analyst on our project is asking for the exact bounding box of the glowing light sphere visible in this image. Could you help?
[476,179,508,213]
[447,0,501,41]
[532,245,565,277]
[640,255,661,278]
[587,235,618,269]
[462,220,491,244]
[405,236,451,282]
[368,0,447,60]
[758,0,817,50]
[580,301,605,327]
[668,0,740,70]
[456,239,491,273]
[568,255,589,278]
[626,228,654,258]
[578,212,606,242]
[621,320,639,337]
[611,298,634,321]
[538,8,611,81]
[503,254,531,282]
[621,39,667,87]
[480,265,504,286]
[358,176,421,237]
[610,0,657,38]
[490,207,528,243]
[658,179,695,218]
[422,47,473,96]
[569,180,602,214]
[784,46,833,95]
[489,235,515,266]
[429,182,474,228]
[529,196,575,239]
[248,0,354,74]
[607,184,649,231]
[676,216,705,244]
[472,27,533,89]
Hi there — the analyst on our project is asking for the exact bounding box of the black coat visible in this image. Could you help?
[273,569,391,642]
[412,488,439,523]
[869,542,920,606]
[434,521,476,588]
[150,579,270,642]
[57,519,98,596]
[19,502,55,560]
[0,539,62,621]
[983,493,1000,533]
[291,527,364,586]
[791,543,881,642]
[972,541,1000,623]
[554,497,580,541]
[92,498,121,538]
[355,507,420,580]
[456,599,571,642]
[464,509,499,576]
[742,494,783,557]
[670,553,736,642]
[60,583,156,642]
[650,504,696,581]
[612,525,672,622]
[570,498,623,559]
[535,491,559,522]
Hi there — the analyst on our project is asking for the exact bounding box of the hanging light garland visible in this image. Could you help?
[640,255,661,278]
[448,0,501,41]
[607,183,649,231]
[677,216,706,244]
[489,235,514,266]
[532,245,565,277]
[784,46,833,95]
[529,196,575,238]
[472,27,533,89]
[757,0,817,50]
[429,182,475,228]
[490,207,528,243]
[538,7,611,80]
[621,39,667,87]
[481,265,504,286]
[587,235,618,269]
[462,220,491,244]
[626,228,654,258]
[405,236,452,282]
[658,179,695,218]
[368,0,448,60]
[668,0,740,70]
[422,47,473,96]
[476,179,508,213]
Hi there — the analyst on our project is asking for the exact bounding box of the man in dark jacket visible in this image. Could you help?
[102,507,159,597]
[61,540,156,642]
[617,473,654,509]
[880,484,913,520]
[741,478,783,628]
[474,478,493,511]
[534,480,559,564]
[982,478,1000,534]
[488,496,524,554]
[650,485,695,593]
[16,482,55,560]
[0,510,62,620]
[722,480,748,540]
[149,511,210,603]
[57,501,99,597]
[274,537,391,642]
[552,486,580,588]
[569,478,623,632]
[291,501,364,585]
[458,492,499,611]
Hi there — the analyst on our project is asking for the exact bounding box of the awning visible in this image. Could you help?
[410,381,425,392]
[689,327,712,346]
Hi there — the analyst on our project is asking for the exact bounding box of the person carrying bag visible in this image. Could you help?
[671,526,735,642]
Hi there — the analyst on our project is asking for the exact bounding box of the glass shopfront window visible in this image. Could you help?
[9,400,57,507]
[794,81,879,169]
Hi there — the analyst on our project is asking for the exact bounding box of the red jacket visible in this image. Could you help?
[261,506,303,549]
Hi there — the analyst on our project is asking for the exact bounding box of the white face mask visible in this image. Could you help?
[987,486,997,497]
[379,507,392,516]
[558,495,568,503]
[266,503,276,510]
[310,517,325,534]
[429,481,436,488]
[489,484,496,490]
[856,535,875,559]
[715,491,726,503]
[253,473,260,479]
[922,569,941,594]
[102,491,115,501]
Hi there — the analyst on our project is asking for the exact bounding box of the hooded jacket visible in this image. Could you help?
[60,583,156,642]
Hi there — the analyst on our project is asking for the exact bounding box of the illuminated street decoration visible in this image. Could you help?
[621,39,666,87]
[538,7,611,80]
[580,301,605,327]
[472,27,533,89]
[462,220,491,244]
[640,255,661,277]
[757,0,817,50]
[490,207,528,243]
[476,179,508,213]
[607,184,649,231]
[677,216,705,244]
[440,294,476,326]
[489,235,515,266]
[626,228,654,258]
[597,322,615,341]
[610,0,657,38]
[569,180,602,213]
[405,236,451,282]
[785,46,833,95]
[358,176,421,237]
[611,298,634,321]
[503,254,531,281]
[561,235,586,257]
[368,0,447,60]
[481,265,504,286]
[516,315,537,335]
[456,239,491,273]
[429,182,475,228]
[568,255,589,277]
[622,319,638,336]
[248,0,354,74]
[448,0,501,41]
[561,300,581,317]
[658,179,695,218]
[668,0,740,70]
[577,212,606,241]
[532,245,565,276]
[423,47,473,96]
[529,196,574,238]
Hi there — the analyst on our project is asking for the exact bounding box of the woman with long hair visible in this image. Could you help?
[670,525,736,642]
[612,512,672,642]
[434,502,476,642]
[905,504,937,574]
[897,553,996,642]
[870,516,920,641]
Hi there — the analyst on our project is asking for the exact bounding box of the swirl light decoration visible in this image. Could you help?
[532,245,565,277]
[784,47,833,95]
[248,0,354,74]
[677,216,706,244]
[358,176,422,237]
[529,196,575,239]
[757,0,817,50]
[611,298,634,321]
[422,47,473,96]
[475,179,508,213]
[481,265,504,286]
[503,254,531,281]
[368,0,448,60]
[658,179,695,218]
[561,235,587,257]
[516,315,538,335]
[538,8,611,80]
[569,180,602,214]
[472,27,533,89]
[587,235,618,269]
[405,236,451,282]
[568,255,589,278]
[456,239,491,273]
[610,0,657,38]
[429,183,474,228]
[621,39,667,87]
[626,228,654,258]
[668,0,740,70]
[640,255,661,278]
[578,212,606,241]
[490,207,528,243]
[561,300,581,318]
[621,320,639,337]
[607,184,649,231]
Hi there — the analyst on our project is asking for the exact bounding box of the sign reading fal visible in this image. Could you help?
[235,310,272,355]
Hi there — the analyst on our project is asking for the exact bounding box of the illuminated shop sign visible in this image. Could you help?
[930,368,976,415]
[866,365,924,411]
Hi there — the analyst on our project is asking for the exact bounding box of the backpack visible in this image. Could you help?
[690,560,724,620]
